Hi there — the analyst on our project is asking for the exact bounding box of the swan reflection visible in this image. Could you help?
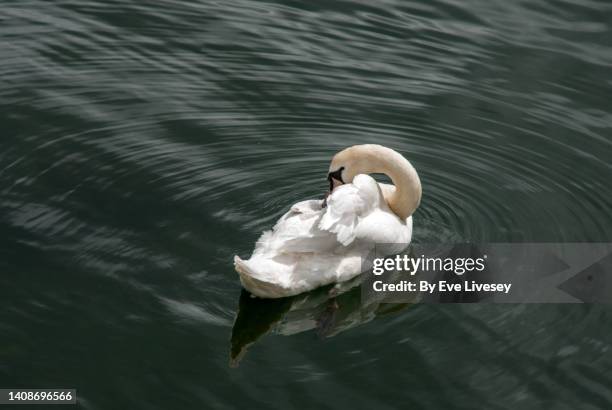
[229,273,415,367]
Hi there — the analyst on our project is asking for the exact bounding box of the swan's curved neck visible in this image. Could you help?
[354,145,422,220]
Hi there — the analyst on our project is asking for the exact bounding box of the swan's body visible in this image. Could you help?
[234,145,421,298]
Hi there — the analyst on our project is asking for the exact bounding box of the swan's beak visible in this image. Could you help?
[330,178,343,191]
[322,173,344,208]
[327,172,344,193]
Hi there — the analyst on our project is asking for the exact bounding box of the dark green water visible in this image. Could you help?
[2,0,612,408]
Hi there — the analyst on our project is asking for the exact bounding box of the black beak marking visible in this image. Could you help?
[323,167,345,208]
[327,166,345,192]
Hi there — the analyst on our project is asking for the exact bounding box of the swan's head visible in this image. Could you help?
[325,144,422,218]
[322,148,361,207]
[326,144,386,191]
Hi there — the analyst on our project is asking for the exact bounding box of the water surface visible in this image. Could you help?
[1,0,612,409]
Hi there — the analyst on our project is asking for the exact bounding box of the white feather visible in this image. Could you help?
[234,174,413,298]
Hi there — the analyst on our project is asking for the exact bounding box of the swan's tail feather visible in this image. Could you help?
[234,256,290,299]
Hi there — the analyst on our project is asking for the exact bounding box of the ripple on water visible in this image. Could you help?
[1,0,612,405]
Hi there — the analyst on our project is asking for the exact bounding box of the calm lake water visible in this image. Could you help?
[2,0,612,408]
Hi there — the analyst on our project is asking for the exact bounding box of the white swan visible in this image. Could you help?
[234,144,422,298]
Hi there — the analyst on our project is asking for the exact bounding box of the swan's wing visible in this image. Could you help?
[319,174,380,246]
[253,200,335,255]
[286,199,321,217]
[253,175,382,257]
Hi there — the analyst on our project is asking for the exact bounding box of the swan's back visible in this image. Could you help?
[235,174,413,298]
